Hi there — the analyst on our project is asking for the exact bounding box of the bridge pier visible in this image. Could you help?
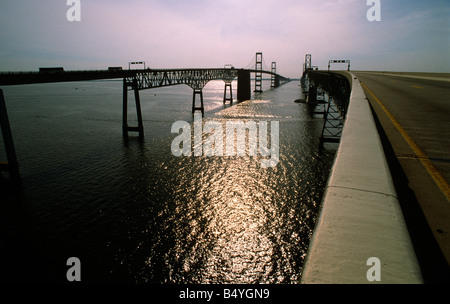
[223,82,233,105]
[311,86,327,117]
[308,83,326,118]
[307,84,317,104]
[237,69,251,102]
[0,89,21,185]
[122,78,144,139]
[305,71,351,147]
[192,89,204,114]
[274,75,280,88]
[271,62,279,88]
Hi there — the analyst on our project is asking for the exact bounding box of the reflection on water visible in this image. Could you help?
[0,80,335,283]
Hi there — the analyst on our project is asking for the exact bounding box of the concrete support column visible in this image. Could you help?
[275,75,280,88]
[223,82,233,104]
[122,77,144,139]
[192,89,204,114]
[122,78,128,138]
[0,89,21,185]
[132,78,144,139]
[307,84,317,104]
[237,69,251,102]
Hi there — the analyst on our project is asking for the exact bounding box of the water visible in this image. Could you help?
[0,79,335,283]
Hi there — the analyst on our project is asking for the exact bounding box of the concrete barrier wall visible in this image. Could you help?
[300,73,423,284]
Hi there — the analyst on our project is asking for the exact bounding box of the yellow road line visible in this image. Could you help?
[411,85,424,89]
[361,82,450,201]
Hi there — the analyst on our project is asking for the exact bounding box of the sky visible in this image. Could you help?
[0,0,449,78]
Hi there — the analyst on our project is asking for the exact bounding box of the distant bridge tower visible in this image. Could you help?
[303,54,311,73]
[271,62,276,88]
[254,52,263,93]
[301,54,312,94]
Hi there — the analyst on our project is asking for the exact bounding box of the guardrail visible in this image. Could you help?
[301,72,423,284]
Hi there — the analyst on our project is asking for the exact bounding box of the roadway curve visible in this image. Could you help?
[354,71,450,281]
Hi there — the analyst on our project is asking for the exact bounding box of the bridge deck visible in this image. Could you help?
[0,68,288,87]
[355,71,450,280]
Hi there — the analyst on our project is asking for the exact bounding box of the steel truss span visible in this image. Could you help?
[126,68,239,91]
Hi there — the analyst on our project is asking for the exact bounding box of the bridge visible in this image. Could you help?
[2,51,449,283]
[0,67,287,93]
[0,52,289,182]
[0,52,289,139]
[297,54,450,283]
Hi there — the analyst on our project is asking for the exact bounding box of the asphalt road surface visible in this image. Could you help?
[354,71,450,282]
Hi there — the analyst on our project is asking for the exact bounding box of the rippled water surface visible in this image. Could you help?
[0,79,335,283]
